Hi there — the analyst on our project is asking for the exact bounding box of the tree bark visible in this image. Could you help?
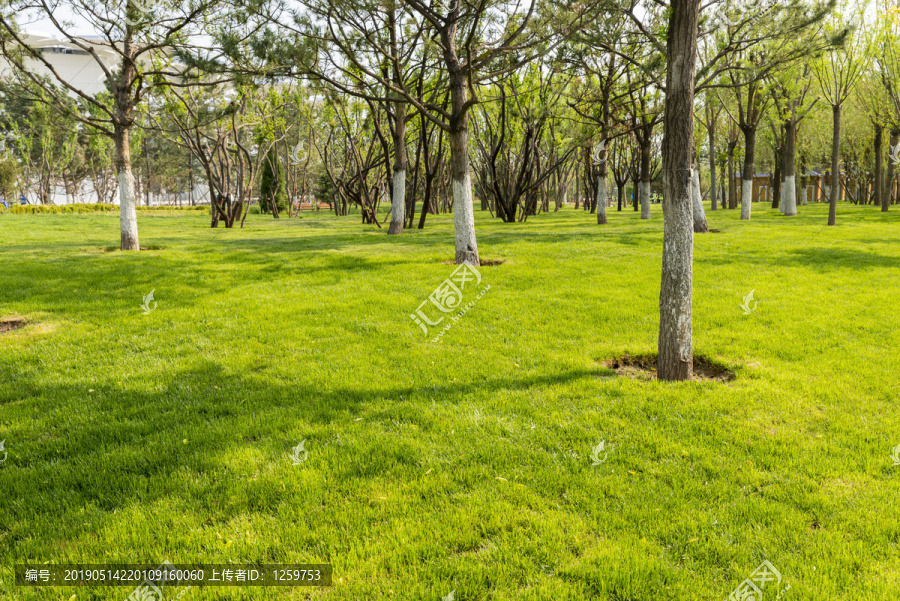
[640,135,651,219]
[708,121,717,211]
[874,123,883,210]
[772,141,782,210]
[692,166,708,233]
[828,104,841,226]
[387,89,406,235]
[740,127,756,220]
[884,130,898,212]
[783,120,797,216]
[727,139,737,209]
[657,0,698,382]
[596,172,607,224]
[114,123,140,250]
[446,68,479,265]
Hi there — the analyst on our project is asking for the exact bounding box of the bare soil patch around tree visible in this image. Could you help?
[0,317,27,334]
[602,353,735,382]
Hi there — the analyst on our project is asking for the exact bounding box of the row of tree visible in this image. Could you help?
[1,0,897,379]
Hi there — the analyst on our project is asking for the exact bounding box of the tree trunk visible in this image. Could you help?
[884,129,898,212]
[387,106,406,234]
[596,172,607,224]
[596,137,608,224]
[727,142,737,209]
[874,123,883,210]
[740,127,755,220]
[692,166,708,233]
[447,70,479,265]
[782,120,797,216]
[640,135,651,219]
[828,104,841,226]
[708,122,717,211]
[657,0,699,382]
[772,142,782,209]
[114,124,140,250]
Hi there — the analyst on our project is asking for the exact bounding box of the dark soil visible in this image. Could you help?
[602,353,735,382]
[0,317,27,334]
[442,259,504,266]
[100,245,164,252]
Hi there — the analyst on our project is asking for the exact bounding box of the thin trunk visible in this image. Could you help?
[772,142,782,209]
[657,0,699,381]
[597,171,607,224]
[874,124,883,210]
[740,127,756,220]
[783,120,797,216]
[387,112,406,235]
[884,129,898,212]
[828,104,841,225]
[640,136,651,219]
[708,121,717,211]
[692,166,708,233]
[727,143,737,209]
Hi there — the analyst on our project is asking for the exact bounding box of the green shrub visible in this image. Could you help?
[3,203,207,214]
[259,149,288,216]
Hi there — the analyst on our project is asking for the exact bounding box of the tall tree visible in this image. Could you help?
[657,0,700,380]
[0,0,223,249]
[813,7,867,225]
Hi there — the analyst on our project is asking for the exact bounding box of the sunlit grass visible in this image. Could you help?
[1,202,898,600]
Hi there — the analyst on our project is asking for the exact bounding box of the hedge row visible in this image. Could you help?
[2,203,209,214]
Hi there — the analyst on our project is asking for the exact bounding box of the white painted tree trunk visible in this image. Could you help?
[388,169,405,235]
[782,175,797,216]
[597,174,607,224]
[452,173,479,264]
[640,181,651,219]
[118,169,140,250]
[114,125,140,250]
[740,178,752,220]
[691,168,708,233]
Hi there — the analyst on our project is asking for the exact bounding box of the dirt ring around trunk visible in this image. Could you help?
[0,317,27,334]
[442,259,504,266]
[601,353,735,382]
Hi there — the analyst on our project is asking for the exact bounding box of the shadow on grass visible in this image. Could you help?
[702,246,900,271]
[0,360,598,533]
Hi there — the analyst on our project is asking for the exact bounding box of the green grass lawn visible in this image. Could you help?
[1,202,899,600]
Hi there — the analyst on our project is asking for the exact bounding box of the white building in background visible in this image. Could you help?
[6,31,116,97]
[1,31,208,205]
